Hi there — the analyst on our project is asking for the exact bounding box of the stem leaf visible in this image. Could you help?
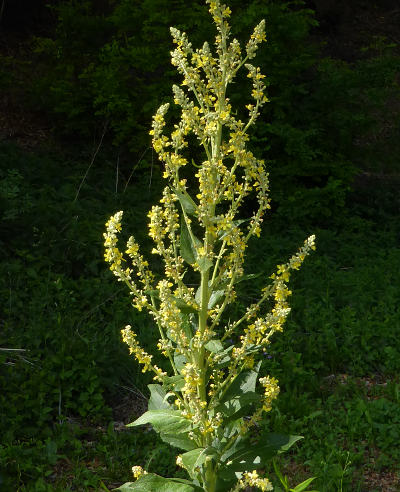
[148,384,171,411]
[180,447,218,478]
[175,189,197,216]
[114,474,203,491]
[127,409,193,434]
[180,216,197,265]
[204,339,224,353]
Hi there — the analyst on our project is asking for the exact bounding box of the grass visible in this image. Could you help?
[1,141,399,491]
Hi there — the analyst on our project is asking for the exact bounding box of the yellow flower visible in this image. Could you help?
[132,466,147,480]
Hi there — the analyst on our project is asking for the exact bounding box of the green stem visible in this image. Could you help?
[204,460,217,492]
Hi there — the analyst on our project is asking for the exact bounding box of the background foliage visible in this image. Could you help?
[0,0,399,490]
[23,0,400,221]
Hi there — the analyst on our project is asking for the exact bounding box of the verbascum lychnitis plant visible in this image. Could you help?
[104,1,315,491]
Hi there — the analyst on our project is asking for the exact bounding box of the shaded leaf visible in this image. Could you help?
[208,290,225,309]
[174,354,187,372]
[219,362,261,405]
[163,375,185,391]
[216,391,261,420]
[173,296,198,314]
[175,189,197,216]
[228,433,303,467]
[180,216,196,265]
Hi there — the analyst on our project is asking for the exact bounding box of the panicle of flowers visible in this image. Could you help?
[247,64,268,101]
[121,326,167,381]
[259,375,280,412]
[246,19,267,59]
[104,212,154,312]
[149,103,170,158]
[104,211,125,276]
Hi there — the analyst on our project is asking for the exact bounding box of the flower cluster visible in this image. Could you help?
[121,325,166,381]
[259,375,280,413]
[238,470,273,491]
[131,466,147,480]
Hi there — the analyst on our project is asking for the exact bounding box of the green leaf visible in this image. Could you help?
[291,477,317,492]
[127,410,192,435]
[180,448,206,477]
[220,362,261,404]
[228,433,303,467]
[235,272,262,284]
[204,339,224,353]
[148,384,171,411]
[181,313,195,339]
[173,296,198,314]
[272,459,286,485]
[159,432,198,451]
[196,255,213,273]
[208,290,225,309]
[174,354,187,372]
[218,219,249,239]
[115,474,202,491]
[175,189,197,216]
[216,391,261,420]
[181,447,219,478]
[180,216,197,265]
[163,375,185,391]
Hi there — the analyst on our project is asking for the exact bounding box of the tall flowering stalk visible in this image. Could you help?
[104,2,315,491]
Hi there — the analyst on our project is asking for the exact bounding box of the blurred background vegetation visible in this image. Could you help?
[0,0,399,490]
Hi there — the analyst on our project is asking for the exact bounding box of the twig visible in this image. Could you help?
[123,146,152,193]
[115,152,119,194]
[74,120,108,202]
[0,0,6,26]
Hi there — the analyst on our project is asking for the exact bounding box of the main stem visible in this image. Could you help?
[199,27,227,487]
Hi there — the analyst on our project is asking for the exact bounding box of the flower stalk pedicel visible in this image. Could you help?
[104,1,315,491]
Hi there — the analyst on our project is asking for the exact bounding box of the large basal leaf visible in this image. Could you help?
[218,433,303,484]
[127,409,192,435]
[148,384,171,411]
[115,474,202,492]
